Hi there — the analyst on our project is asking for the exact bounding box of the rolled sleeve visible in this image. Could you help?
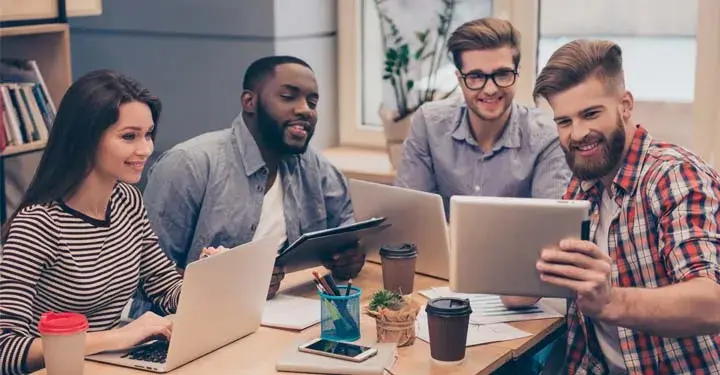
[395,108,437,193]
[143,150,205,269]
[656,162,720,284]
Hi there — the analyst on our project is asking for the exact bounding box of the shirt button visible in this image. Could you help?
[257,185,264,192]
[251,224,257,231]
[474,185,480,192]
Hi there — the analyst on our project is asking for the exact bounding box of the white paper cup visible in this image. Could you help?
[38,312,88,375]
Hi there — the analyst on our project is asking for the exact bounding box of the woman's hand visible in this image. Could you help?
[108,312,173,351]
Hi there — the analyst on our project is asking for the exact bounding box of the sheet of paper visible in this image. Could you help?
[415,308,531,347]
[419,287,563,325]
[261,294,320,330]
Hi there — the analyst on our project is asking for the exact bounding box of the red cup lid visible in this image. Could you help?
[38,312,88,335]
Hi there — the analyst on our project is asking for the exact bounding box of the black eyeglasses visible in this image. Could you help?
[459,69,518,90]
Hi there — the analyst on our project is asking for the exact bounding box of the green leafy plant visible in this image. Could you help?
[369,289,406,311]
[375,0,458,121]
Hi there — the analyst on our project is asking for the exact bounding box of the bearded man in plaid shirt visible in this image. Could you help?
[509,39,720,374]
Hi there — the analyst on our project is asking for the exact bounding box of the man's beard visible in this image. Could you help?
[256,99,312,155]
[563,114,626,181]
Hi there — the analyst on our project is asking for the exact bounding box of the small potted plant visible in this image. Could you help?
[365,289,421,347]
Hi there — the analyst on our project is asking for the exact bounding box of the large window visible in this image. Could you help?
[538,0,698,148]
[339,0,720,164]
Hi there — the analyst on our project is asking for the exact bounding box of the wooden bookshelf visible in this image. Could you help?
[1,140,48,157]
[0,23,71,108]
[0,22,71,222]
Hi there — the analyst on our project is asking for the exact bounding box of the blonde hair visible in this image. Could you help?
[447,17,521,70]
[534,39,624,101]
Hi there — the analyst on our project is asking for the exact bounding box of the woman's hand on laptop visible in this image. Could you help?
[110,312,173,351]
[536,238,612,318]
[322,245,366,281]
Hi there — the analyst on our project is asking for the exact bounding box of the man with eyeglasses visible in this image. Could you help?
[394,18,571,373]
[396,17,571,220]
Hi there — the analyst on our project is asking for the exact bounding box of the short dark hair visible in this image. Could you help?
[242,55,313,91]
[534,39,624,101]
[447,17,521,70]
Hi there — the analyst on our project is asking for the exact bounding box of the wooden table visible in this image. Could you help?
[33,264,564,375]
[322,147,396,185]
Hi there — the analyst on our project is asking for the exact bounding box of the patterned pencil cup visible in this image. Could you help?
[319,286,362,342]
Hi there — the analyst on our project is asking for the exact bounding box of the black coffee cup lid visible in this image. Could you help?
[379,243,417,258]
[425,297,472,317]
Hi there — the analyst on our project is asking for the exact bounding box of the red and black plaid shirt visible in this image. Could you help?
[563,126,720,374]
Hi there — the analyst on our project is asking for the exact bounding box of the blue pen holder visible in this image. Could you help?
[319,286,361,342]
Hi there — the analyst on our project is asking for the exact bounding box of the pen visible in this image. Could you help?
[322,274,342,296]
[312,278,328,294]
[345,279,352,296]
[313,271,335,296]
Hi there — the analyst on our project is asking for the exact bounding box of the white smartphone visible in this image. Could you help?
[298,338,378,362]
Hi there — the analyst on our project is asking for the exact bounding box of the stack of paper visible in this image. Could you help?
[261,294,320,330]
[419,287,563,325]
[415,308,531,347]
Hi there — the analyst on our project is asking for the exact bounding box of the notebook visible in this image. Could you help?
[262,294,320,330]
[276,339,397,375]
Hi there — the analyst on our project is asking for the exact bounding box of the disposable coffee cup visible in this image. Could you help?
[425,297,472,364]
[38,312,88,375]
[379,243,417,295]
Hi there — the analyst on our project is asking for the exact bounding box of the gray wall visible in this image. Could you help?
[69,0,339,153]
[3,0,339,220]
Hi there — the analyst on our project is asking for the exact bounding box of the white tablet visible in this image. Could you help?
[449,195,591,299]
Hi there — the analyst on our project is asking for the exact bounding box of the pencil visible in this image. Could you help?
[345,279,353,296]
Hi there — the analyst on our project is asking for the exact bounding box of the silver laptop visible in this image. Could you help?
[349,179,450,279]
[86,235,280,372]
[449,195,590,298]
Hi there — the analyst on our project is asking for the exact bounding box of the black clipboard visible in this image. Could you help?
[276,217,390,273]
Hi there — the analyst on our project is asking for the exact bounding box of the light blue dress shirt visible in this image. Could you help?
[395,95,572,215]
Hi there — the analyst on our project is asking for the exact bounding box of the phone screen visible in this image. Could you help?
[305,339,371,358]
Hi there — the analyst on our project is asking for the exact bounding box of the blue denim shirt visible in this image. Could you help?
[395,96,572,216]
[142,114,355,269]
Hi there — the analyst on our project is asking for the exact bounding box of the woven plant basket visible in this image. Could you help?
[365,300,421,347]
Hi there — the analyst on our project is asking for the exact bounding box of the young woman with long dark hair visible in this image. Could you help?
[0,70,182,374]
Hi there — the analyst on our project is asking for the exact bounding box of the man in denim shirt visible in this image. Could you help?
[141,56,364,303]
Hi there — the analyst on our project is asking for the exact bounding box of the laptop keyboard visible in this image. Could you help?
[122,340,169,363]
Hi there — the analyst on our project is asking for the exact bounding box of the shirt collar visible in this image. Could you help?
[231,114,300,177]
[579,125,650,197]
[451,102,521,150]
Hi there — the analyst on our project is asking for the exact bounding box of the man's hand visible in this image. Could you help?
[536,238,613,318]
[267,265,285,300]
[200,246,229,258]
[322,245,366,280]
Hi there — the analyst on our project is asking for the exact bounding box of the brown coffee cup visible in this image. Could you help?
[379,243,417,295]
[38,311,88,375]
[425,297,472,364]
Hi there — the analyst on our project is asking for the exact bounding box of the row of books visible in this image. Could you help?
[0,59,57,153]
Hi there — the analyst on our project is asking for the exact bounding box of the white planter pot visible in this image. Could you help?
[379,109,413,170]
